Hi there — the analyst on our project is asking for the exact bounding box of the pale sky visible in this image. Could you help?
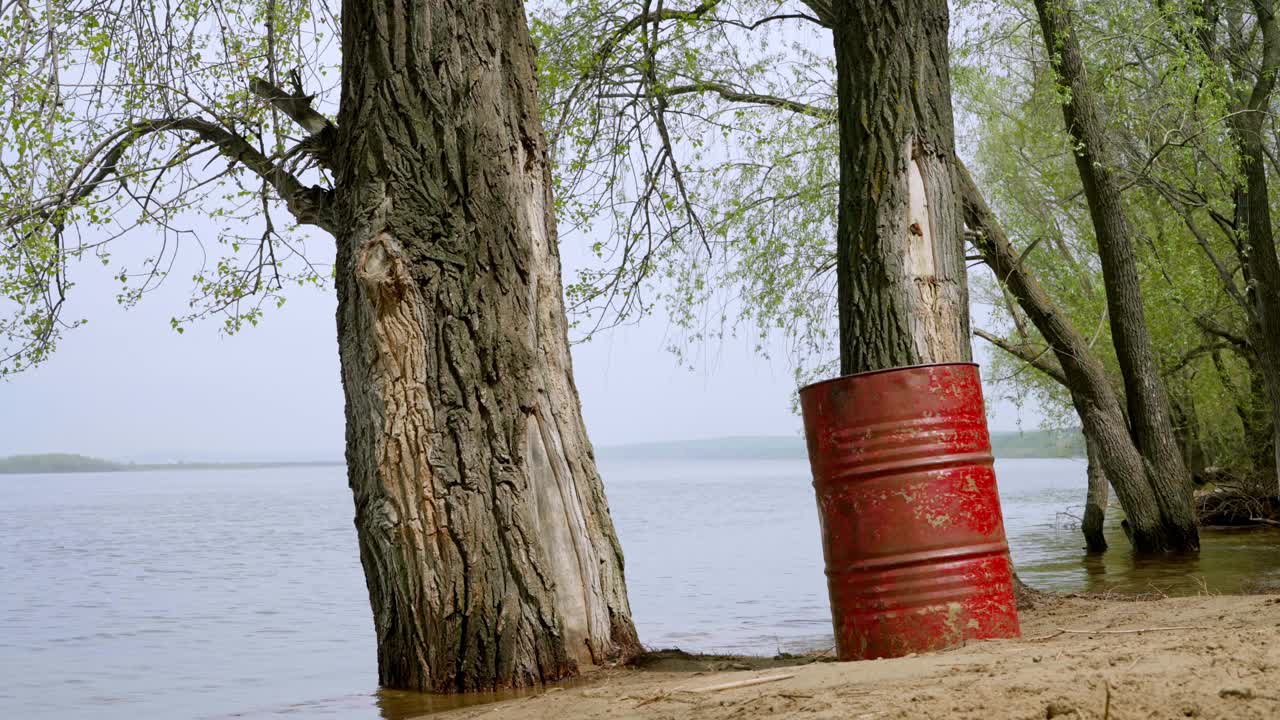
[0,218,1042,462]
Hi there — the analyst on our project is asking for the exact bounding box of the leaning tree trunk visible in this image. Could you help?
[832,0,969,375]
[331,0,639,692]
[1033,0,1198,550]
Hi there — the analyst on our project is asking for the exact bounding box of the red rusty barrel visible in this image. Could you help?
[799,362,1020,660]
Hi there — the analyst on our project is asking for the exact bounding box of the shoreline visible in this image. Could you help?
[426,593,1280,719]
[0,458,344,475]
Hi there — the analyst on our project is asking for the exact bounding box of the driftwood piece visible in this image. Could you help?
[683,673,796,693]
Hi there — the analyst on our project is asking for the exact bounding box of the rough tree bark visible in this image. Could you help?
[832,0,969,375]
[1033,0,1198,549]
[332,0,639,692]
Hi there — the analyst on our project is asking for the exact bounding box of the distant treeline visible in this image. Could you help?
[989,430,1085,458]
[0,453,343,475]
[0,453,126,474]
[596,431,1086,462]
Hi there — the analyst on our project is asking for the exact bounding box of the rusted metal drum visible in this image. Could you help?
[799,362,1020,660]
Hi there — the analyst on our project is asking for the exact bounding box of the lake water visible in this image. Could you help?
[3,457,1279,719]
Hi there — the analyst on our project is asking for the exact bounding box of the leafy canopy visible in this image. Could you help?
[0,0,340,375]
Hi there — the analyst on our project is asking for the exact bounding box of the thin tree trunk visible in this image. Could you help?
[1210,349,1274,492]
[332,0,638,692]
[1082,430,1108,553]
[1244,354,1279,489]
[1169,392,1207,481]
[832,0,969,374]
[1033,0,1198,549]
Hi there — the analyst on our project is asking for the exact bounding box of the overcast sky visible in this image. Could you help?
[0,217,1044,462]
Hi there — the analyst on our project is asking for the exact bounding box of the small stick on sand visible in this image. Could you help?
[1027,625,1209,641]
[684,674,796,693]
[633,692,699,707]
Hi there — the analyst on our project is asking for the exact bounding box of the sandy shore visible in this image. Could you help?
[430,594,1280,719]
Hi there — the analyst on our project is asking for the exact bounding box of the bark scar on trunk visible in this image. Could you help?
[358,233,414,310]
[352,220,445,641]
[907,141,935,256]
[905,139,959,362]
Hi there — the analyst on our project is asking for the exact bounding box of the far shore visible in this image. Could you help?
[0,432,1085,476]
[0,454,343,475]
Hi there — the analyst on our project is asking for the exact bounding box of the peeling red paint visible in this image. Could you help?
[800,362,1020,661]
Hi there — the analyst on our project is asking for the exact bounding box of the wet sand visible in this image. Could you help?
[427,594,1280,719]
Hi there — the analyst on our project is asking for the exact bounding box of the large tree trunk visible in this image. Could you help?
[331,0,639,692]
[1033,0,1198,550]
[832,0,969,374]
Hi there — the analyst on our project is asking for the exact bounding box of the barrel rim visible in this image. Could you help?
[797,361,980,396]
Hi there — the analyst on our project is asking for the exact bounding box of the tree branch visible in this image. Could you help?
[31,117,333,234]
[1193,315,1251,350]
[797,0,835,26]
[1169,340,1235,374]
[249,76,335,135]
[1145,179,1249,310]
[249,76,337,169]
[975,328,1069,387]
[663,81,833,120]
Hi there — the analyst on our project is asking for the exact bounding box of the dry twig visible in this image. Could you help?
[1027,625,1210,641]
